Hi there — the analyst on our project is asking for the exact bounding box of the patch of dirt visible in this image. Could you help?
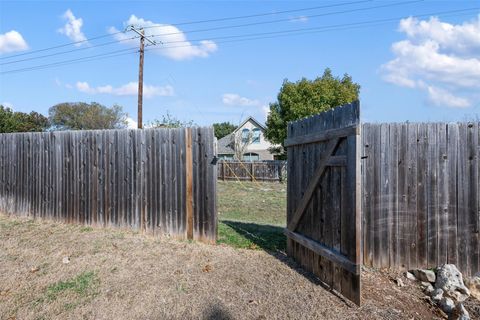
[464,297,480,319]
[1,214,477,319]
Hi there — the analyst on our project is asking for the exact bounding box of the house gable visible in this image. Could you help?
[216,116,277,160]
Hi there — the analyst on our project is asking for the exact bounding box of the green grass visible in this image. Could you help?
[218,221,286,252]
[33,271,99,310]
[79,226,94,233]
[217,181,286,252]
[45,271,99,301]
[218,181,286,226]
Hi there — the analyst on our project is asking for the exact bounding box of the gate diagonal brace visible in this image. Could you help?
[287,137,341,232]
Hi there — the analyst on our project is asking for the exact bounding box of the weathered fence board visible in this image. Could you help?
[0,127,217,243]
[286,102,361,305]
[217,160,286,182]
[361,122,480,276]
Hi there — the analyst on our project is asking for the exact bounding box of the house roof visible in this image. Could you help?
[217,116,266,155]
[232,116,266,134]
[217,133,234,154]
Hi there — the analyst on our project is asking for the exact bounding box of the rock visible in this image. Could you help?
[431,288,444,302]
[62,256,70,264]
[465,272,480,301]
[425,285,435,294]
[30,266,40,273]
[420,282,434,294]
[395,277,405,287]
[449,303,470,320]
[435,264,470,302]
[413,269,436,283]
[405,271,416,281]
[439,297,455,314]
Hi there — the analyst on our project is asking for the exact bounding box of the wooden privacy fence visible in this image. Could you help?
[0,127,217,243]
[286,102,480,305]
[362,122,479,277]
[218,160,286,182]
[285,102,362,305]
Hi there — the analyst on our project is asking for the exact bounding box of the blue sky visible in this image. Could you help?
[0,0,479,126]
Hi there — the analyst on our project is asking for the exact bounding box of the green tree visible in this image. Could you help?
[49,102,127,130]
[265,68,360,147]
[148,112,195,128]
[213,122,236,139]
[0,105,49,133]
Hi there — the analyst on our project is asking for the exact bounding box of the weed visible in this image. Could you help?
[46,271,99,301]
[79,226,94,233]
[176,282,188,293]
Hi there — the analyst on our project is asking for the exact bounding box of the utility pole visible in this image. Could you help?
[128,26,156,129]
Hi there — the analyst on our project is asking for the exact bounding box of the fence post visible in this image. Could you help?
[222,162,226,181]
[251,162,254,181]
[185,128,194,240]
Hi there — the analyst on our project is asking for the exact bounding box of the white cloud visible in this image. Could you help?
[0,30,28,53]
[1,102,14,110]
[290,16,309,23]
[76,81,174,98]
[399,16,480,56]
[58,9,87,45]
[382,15,480,108]
[109,15,217,60]
[222,93,261,107]
[126,117,138,129]
[425,85,471,108]
[262,105,271,120]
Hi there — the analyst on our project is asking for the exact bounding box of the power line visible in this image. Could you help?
[142,0,424,36]
[151,7,479,46]
[0,31,125,60]
[0,1,371,61]
[0,48,138,75]
[149,0,373,27]
[0,37,139,66]
[1,7,478,75]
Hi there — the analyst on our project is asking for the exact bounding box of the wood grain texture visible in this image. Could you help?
[0,128,217,243]
[286,101,361,306]
[361,122,479,277]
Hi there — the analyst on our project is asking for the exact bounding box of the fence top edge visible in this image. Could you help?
[361,121,479,126]
[0,126,214,137]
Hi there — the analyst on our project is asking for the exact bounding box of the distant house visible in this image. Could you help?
[217,116,277,161]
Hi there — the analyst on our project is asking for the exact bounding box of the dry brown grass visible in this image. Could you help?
[0,213,460,319]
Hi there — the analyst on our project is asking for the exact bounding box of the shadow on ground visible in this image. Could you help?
[202,302,234,320]
[220,220,350,304]
[220,220,286,252]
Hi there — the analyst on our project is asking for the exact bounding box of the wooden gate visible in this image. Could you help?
[284,102,362,305]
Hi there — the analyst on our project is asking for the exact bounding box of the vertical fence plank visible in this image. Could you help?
[457,123,469,274]
[438,124,448,266]
[406,124,418,269]
[185,128,194,239]
[397,124,409,269]
[467,122,479,276]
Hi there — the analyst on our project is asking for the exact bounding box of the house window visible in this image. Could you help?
[241,128,250,143]
[242,153,259,161]
[252,128,260,143]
